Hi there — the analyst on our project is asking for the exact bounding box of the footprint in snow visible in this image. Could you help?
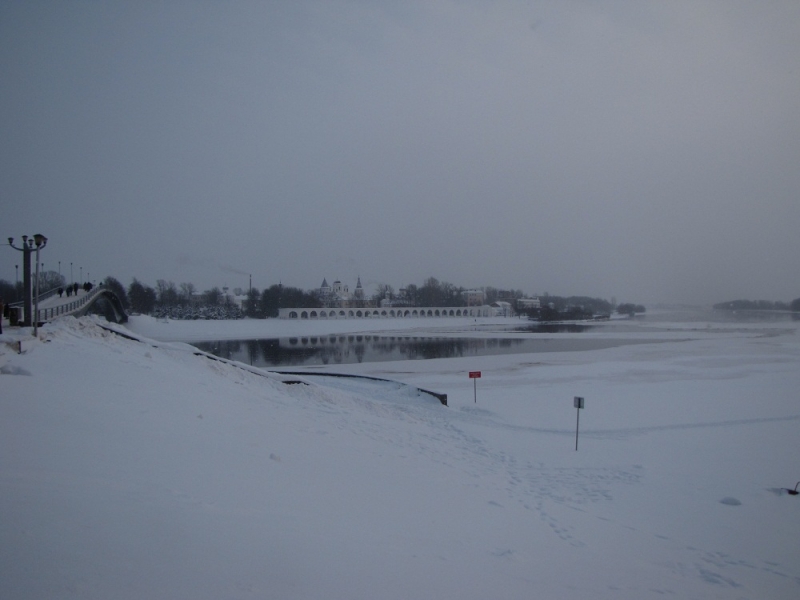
[719,497,742,506]
[0,364,32,376]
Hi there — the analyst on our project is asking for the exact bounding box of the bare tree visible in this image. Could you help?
[179,282,196,306]
[203,287,222,306]
[103,276,129,309]
[38,270,65,291]
[128,278,157,314]
[156,280,178,307]
[372,283,394,305]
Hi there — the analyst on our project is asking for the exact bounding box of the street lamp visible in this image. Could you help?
[32,234,48,335]
[8,236,33,326]
[7,234,47,329]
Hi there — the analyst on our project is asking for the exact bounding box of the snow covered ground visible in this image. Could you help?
[1,311,799,599]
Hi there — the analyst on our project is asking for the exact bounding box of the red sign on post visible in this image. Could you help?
[469,371,481,403]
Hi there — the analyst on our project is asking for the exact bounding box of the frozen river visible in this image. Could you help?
[187,307,797,367]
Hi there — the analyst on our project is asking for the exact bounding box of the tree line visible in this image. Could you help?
[6,271,797,320]
[513,295,644,320]
[101,277,322,319]
[0,272,655,321]
[0,270,70,303]
[713,298,800,312]
[102,275,527,319]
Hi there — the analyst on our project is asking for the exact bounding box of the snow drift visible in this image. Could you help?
[2,313,799,599]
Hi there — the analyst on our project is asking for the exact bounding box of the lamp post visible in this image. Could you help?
[32,235,47,335]
[70,262,73,285]
[8,236,33,325]
[7,234,47,328]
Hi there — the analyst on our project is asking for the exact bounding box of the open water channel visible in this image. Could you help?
[192,323,654,368]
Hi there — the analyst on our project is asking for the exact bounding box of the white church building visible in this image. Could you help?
[318,277,365,308]
[277,277,515,320]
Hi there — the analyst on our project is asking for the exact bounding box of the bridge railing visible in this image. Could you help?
[35,284,108,323]
[35,285,64,304]
[7,284,62,309]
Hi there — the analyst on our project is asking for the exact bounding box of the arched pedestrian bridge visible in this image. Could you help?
[12,284,128,325]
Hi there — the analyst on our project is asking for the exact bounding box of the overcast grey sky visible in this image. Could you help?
[2,1,799,305]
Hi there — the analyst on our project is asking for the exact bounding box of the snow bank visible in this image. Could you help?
[2,315,799,599]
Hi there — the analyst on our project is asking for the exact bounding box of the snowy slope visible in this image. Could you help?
[2,315,799,599]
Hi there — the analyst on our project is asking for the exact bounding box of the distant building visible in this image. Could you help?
[384,288,412,307]
[463,289,485,306]
[517,297,541,310]
[319,277,366,308]
[353,277,365,302]
[490,301,513,317]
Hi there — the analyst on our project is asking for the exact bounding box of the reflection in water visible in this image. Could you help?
[514,323,594,333]
[193,335,643,368]
[195,336,485,366]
